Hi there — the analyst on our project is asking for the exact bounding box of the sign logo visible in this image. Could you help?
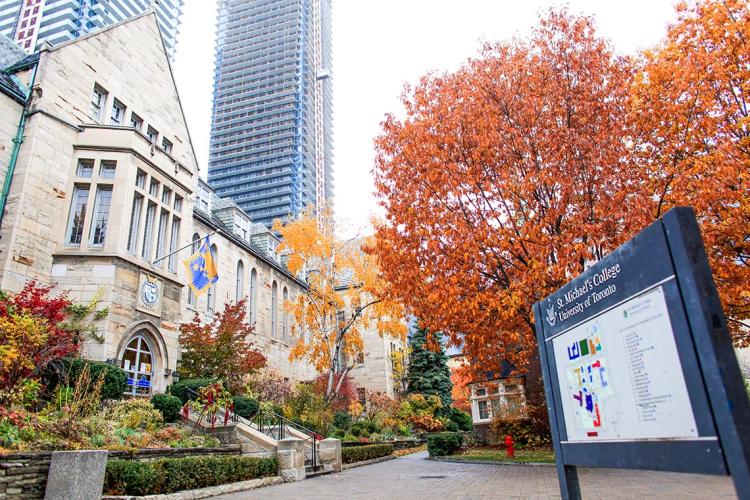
[546,304,556,327]
[141,275,159,306]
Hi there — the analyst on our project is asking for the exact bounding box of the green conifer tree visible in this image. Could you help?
[406,324,453,409]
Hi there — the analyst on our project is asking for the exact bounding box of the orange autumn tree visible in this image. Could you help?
[373,9,650,395]
[631,0,750,345]
[273,207,406,398]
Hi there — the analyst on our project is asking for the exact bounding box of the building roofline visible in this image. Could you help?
[38,11,201,176]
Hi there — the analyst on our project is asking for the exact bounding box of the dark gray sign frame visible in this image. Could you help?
[533,207,750,499]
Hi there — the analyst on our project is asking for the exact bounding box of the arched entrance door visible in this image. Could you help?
[121,333,155,396]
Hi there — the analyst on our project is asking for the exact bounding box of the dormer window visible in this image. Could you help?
[146,126,158,144]
[110,99,125,125]
[130,112,143,131]
[90,84,107,122]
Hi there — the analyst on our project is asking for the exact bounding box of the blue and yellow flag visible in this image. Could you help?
[183,236,219,296]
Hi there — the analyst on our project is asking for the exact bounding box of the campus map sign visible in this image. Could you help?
[533,208,750,500]
[552,286,697,442]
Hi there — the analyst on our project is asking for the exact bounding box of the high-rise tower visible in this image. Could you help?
[208,0,333,227]
[0,0,184,58]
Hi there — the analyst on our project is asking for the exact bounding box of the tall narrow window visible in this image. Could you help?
[188,233,200,308]
[249,268,258,325]
[89,186,112,246]
[236,260,244,302]
[110,99,125,125]
[90,84,107,121]
[282,287,289,342]
[135,169,146,188]
[154,210,169,267]
[127,193,143,253]
[271,281,278,338]
[65,185,89,245]
[141,202,156,259]
[168,217,180,272]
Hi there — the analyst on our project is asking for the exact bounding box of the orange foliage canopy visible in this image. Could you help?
[632,0,750,343]
[373,2,750,381]
[373,10,649,377]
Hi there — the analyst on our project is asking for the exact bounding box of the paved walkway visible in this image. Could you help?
[215,452,737,500]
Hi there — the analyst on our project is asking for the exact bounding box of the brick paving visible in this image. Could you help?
[214,451,736,499]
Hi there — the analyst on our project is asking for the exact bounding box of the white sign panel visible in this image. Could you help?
[552,285,698,442]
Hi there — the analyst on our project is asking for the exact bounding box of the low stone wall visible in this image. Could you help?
[341,439,425,451]
[0,446,243,500]
[108,445,242,461]
[473,423,496,445]
[0,451,52,499]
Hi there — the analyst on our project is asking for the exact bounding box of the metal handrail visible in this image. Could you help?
[183,388,319,468]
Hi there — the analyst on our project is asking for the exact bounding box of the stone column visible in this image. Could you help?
[319,438,342,472]
[277,438,306,482]
[44,450,108,500]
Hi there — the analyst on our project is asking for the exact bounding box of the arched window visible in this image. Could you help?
[282,287,289,342]
[236,260,244,302]
[207,244,218,314]
[271,280,278,338]
[121,333,154,396]
[187,233,200,308]
[249,268,258,326]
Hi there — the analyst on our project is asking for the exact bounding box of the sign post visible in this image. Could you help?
[533,207,750,499]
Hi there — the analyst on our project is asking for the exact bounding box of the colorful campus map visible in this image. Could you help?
[563,323,612,434]
[552,286,699,442]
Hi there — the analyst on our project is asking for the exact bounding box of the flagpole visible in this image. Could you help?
[152,230,217,266]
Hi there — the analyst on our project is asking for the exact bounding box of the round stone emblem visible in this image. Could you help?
[141,280,159,306]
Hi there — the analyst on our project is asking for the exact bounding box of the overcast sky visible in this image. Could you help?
[172,1,678,236]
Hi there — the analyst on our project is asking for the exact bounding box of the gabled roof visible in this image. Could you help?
[0,34,26,68]
[40,10,201,174]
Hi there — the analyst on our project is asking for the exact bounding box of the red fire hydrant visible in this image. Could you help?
[504,435,515,458]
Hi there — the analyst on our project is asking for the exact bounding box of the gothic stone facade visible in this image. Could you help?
[0,14,400,396]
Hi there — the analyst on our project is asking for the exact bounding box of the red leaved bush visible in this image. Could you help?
[179,299,266,391]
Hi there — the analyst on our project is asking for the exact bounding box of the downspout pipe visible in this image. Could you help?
[0,60,39,229]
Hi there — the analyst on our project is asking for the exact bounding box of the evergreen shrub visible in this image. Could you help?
[231,396,259,419]
[341,444,394,464]
[104,456,278,495]
[42,357,127,401]
[427,431,464,456]
[449,408,473,432]
[167,378,218,404]
[151,394,183,423]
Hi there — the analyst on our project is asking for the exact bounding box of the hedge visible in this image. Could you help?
[104,456,278,495]
[427,432,464,456]
[151,394,183,423]
[232,396,259,419]
[42,357,127,400]
[167,378,218,405]
[341,444,394,464]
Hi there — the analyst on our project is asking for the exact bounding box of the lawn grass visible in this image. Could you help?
[451,447,555,464]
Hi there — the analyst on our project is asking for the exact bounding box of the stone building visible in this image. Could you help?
[0,12,401,397]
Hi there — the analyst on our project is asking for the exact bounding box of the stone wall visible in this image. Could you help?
[0,446,243,499]
[0,451,51,499]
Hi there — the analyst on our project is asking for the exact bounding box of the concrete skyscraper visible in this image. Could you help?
[0,0,184,58]
[208,0,333,227]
